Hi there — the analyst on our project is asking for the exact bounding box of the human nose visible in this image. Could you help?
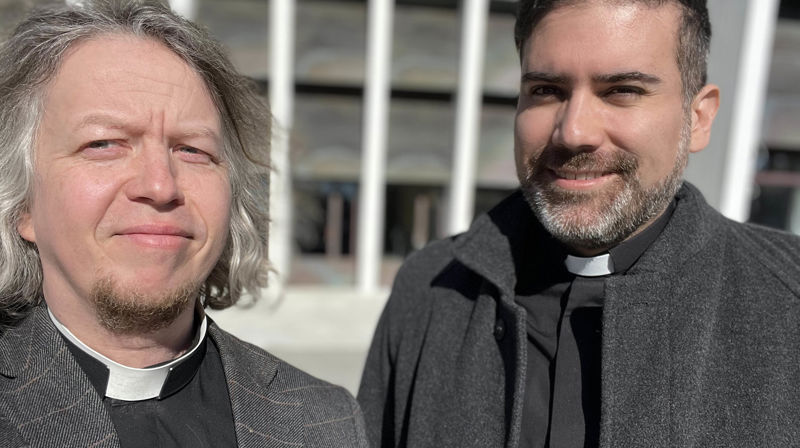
[551,91,605,150]
[124,144,184,207]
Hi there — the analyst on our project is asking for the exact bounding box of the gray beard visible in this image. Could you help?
[89,276,200,335]
[520,125,690,251]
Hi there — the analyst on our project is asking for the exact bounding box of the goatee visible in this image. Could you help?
[90,276,200,335]
[520,136,688,251]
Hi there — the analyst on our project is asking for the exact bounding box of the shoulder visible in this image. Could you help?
[383,192,530,325]
[385,235,483,323]
[727,218,800,256]
[208,324,366,446]
[0,306,57,379]
[270,358,365,439]
[210,324,358,409]
[392,236,459,294]
[677,184,800,287]
[721,218,800,295]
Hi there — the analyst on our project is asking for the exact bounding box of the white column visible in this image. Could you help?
[168,0,197,19]
[356,0,395,293]
[268,0,296,295]
[719,0,779,221]
[447,0,490,235]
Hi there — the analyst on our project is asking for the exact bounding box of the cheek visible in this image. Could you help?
[514,111,550,168]
[515,107,555,148]
[32,169,118,238]
[196,176,232,244]
[610,113,684,184]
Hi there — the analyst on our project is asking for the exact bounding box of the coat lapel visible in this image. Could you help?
[449,183,720,447]
[209,323,306,447]
[450,191,535,448]
[0,307,119,447]
[599,184,720,446]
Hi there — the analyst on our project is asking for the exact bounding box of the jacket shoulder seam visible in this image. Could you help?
[732,222,800,298]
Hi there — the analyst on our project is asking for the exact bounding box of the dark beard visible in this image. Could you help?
[89,277,199,335]
[519,144,686,251]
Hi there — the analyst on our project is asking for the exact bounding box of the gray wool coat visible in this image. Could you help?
[358,183,800,448]
[0,306,368,448]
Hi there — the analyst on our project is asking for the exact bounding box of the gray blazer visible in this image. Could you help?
[359,183,800,447]
[0,306,367,447]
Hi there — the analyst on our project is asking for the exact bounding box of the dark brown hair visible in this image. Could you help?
[514,0,711,102]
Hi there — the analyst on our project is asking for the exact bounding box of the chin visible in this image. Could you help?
[523,181,641,250]
[89,275,201,335]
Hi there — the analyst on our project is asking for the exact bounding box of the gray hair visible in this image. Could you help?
[0,0,271,326]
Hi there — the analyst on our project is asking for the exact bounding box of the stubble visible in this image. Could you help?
[520,121,690,251]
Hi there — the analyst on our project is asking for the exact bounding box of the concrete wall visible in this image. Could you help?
[683,0,749,210]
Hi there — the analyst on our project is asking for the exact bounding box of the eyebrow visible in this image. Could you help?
[74,113,221,142]
[521,71,662,85]
[74,113,129,131]
[173,127,221,142]
[593,71,662,84]
[521,71,570,84]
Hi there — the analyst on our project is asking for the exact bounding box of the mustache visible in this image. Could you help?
[529,146,638,178]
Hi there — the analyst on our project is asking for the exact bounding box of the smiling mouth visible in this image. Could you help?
[552,169,612,181]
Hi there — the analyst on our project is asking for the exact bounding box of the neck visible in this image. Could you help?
[46,299,197,368]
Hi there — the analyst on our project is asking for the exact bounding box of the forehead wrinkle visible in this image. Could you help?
[103,55,196,97]
[152,109,165,140]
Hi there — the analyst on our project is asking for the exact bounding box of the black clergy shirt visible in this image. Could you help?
[515,201,675,448]
[59,319,238,448]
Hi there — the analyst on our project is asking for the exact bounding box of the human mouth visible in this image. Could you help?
[548,168,617,190]
[116,225,193,249]
[552,169,609,181]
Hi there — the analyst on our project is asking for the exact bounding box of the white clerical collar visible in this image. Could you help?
[48,309,207,401]
[565,253,615,277]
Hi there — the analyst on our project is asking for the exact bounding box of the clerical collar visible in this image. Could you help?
[565,253,614,277]
[49,309,208,402]
[565,199,677,277]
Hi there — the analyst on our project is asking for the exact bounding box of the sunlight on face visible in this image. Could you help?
[514,2,690,253]
[19,35,231,332]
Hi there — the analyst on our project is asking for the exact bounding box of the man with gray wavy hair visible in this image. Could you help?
[0,1,366,446]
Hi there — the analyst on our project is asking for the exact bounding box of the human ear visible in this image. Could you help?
[17,211,36,243]
[688,84,720,153]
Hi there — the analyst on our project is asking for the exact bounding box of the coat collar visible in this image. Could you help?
[0,308,292,447]
[208,321,297,446]
[451,183,720,448]
[0,306,119,446]
[451,183,716,297]
[451,190,538,299]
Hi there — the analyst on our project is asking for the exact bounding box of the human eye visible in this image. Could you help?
[530,85,564,98]
[174,145,217,164]
[522,85,565,106]
[604,85,646,101]
[86,140,114,149]
[81,140,125,159]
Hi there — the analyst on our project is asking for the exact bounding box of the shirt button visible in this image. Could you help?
[494,318,506,341]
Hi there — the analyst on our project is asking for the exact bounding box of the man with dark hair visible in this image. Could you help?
[358,1,800,447]
[0,1,366,446]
